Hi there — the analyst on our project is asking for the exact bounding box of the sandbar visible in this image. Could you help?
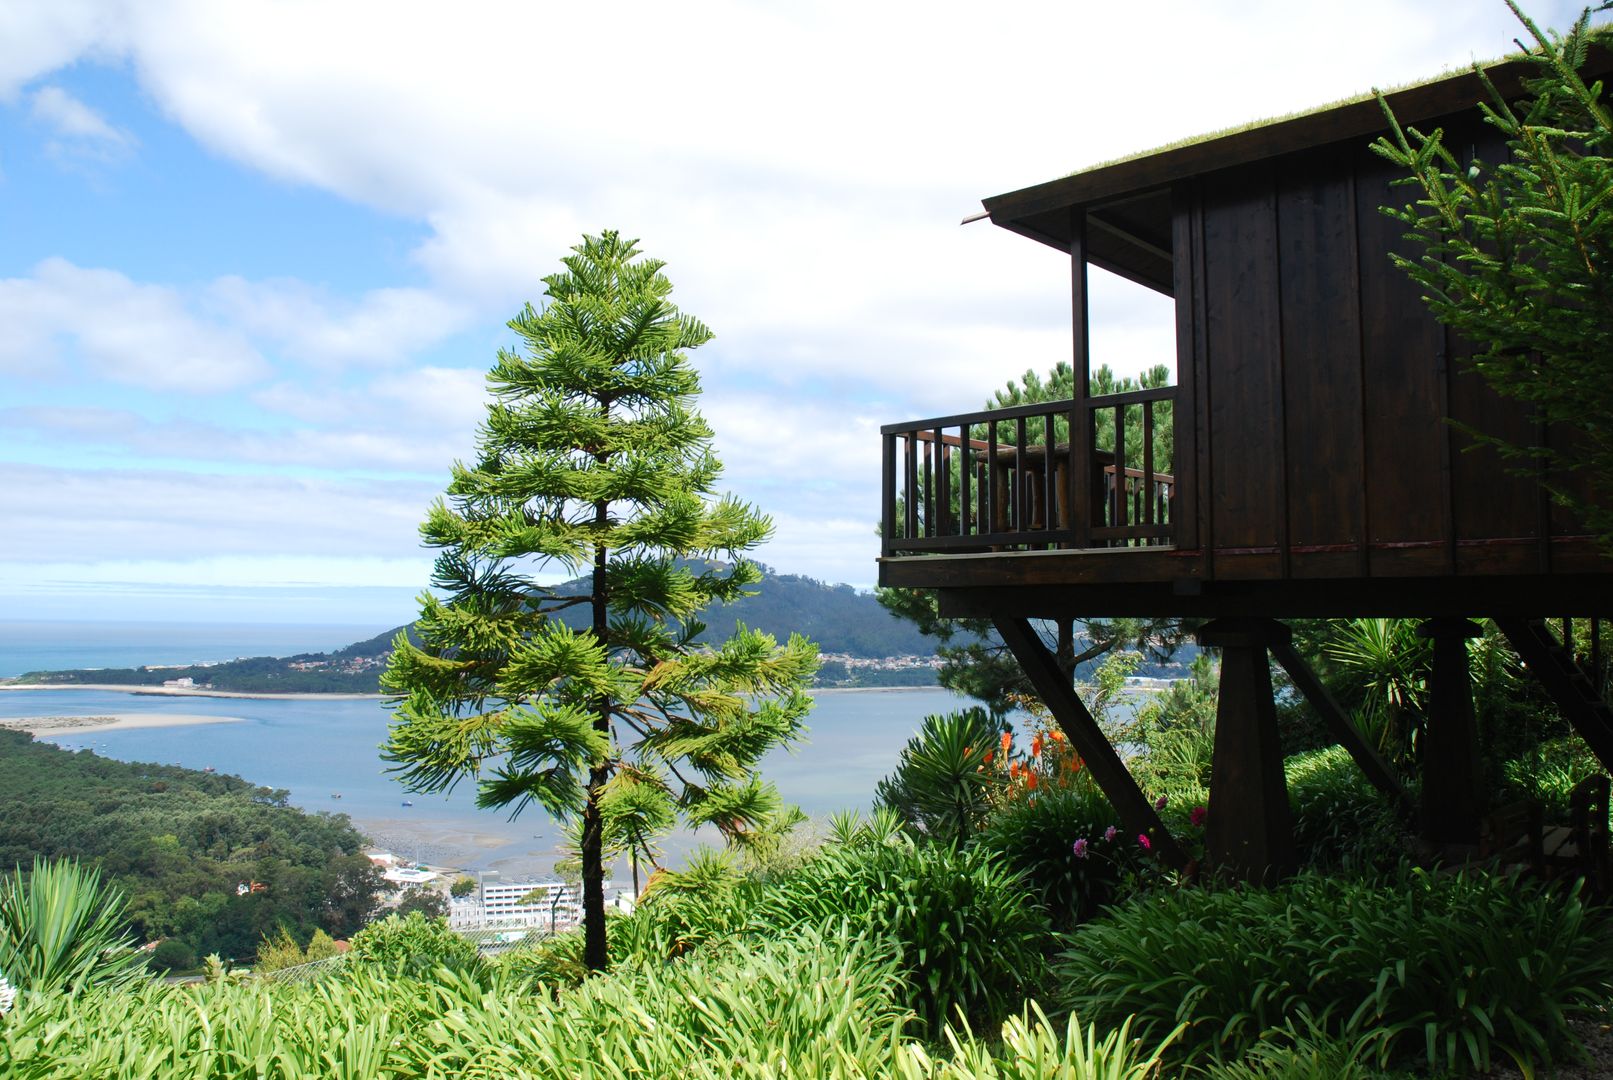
[0,683,383,701]
[0,712,246,736]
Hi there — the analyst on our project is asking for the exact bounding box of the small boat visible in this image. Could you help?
[331,793,342,800]
[401,801,414,808]
[203,766,215,773]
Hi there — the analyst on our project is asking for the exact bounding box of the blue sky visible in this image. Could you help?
[0,0,1587,625]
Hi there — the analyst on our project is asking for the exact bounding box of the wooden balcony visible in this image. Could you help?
[881,386,1175,556]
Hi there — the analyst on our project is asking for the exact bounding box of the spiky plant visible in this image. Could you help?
[0,858,146,996]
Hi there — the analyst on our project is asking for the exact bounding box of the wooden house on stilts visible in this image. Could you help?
[878,53,1613,881]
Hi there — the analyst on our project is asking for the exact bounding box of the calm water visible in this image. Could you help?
[0,621,976,876]
[0,684,969,875]
[0,620,386,679]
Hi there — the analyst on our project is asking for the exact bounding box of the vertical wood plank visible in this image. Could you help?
[1171,184,1200,550]
[1202,163,1283,557]
[1277,145,1366,570]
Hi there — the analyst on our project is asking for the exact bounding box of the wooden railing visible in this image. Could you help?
[880,387,1175,555]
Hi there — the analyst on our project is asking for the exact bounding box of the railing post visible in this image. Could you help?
[881,434,896,555]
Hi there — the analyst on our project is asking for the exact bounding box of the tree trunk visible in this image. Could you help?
[582,506,611,972]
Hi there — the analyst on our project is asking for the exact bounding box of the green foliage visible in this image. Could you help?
[1285,746,1404,872]
[1055,867,1613,1073]
[448,876,476,899]
[383,231,817,970]
[394,885,448,919]
[254,927,341,973]
[746,830,1051,1037]
[973,775,1141,931]
[346,913,481,980]
[897,1007,1174,1080]
[986,360,1175,472]
[0,859,147,996]
[876,708,1003,845]
[1322,619,1429,766]
[145,939,196,975]
[1375,4,1613,547]
[0,730,381,963]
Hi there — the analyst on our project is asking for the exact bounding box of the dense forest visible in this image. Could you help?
[0,730,382,967]
[17,566,940,692]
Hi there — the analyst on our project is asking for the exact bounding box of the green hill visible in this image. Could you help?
[16,567,937,692]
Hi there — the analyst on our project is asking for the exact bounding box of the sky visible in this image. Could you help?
[0,0,1588,626]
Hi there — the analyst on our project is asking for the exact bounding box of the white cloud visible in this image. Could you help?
[207,278,470,368]
[0,259,265,391]
[0,1,128,100]
[1,464,434,564]
[29,84,135,157]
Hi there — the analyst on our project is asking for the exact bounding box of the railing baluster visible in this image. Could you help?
[921,434,934,538]
[1142,400,1155,529]
[933,428,948,537]
[904,433,918,540]
[987,419,999,535]
[960,426,973,539]
[1014,416,1027,535]
[1042,414,1055,534]
[1112,405,1126,535]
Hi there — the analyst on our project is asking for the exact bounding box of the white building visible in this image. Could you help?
[450,876,585,932]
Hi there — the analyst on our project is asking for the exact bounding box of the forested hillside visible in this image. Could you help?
[0,730,382,966]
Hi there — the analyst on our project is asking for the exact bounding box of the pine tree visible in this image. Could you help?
[382,231,817,971]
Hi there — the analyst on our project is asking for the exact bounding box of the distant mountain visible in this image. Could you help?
[15,567,937,692]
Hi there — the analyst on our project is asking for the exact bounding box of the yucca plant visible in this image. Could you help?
[0,858,147,997]
[898,1006,1177,1080]
[876,708,1003,846]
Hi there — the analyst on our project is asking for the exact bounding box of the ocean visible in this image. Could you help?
[0,621,971,878]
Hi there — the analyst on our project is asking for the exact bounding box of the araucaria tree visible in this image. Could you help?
[382,231,817,971]
[1374,2,1613,547]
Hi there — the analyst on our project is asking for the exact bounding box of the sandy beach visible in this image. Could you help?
[0,712,247,736]
[0,683,383,701]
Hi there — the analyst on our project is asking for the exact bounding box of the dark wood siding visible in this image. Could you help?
[1201,164,1283,572]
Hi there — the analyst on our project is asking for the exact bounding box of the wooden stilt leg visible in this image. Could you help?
[1417,617,1484,847]
[1197,617,1296,883]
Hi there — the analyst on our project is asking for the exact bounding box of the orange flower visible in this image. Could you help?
[982,750,995,766]
[1049,730,1065,743]
[1008,762,1022,780]
[1031,734,1044,758]
[1000,731,1013,757]
[1026,771,1039,791]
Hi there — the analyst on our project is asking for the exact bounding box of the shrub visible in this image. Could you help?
[0,859,147,996]
[145,939,195,975]
[747,834,1050,1036]
[346,912,481,979]
[974,776,1143,930]
[1054,867,1613,1073]
[1285,746,1403,871]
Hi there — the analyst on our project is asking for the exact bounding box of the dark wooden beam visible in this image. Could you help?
[1197,618,1297,882]
[1417,618,1485,846]
[993,616,1187,871]
[1268,632,1408,812]
[1496,618,1613,774]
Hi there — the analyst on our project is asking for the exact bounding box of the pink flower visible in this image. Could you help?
[1072,838,1090,859]
[1103,826,1117,843]
[1137,833,1151,850]
[1190,805,1208,828]
[1154,795,1167,811]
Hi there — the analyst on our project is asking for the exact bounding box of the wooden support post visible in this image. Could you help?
[993,617,1186,871]
[1268,632,1409,815]
[1196,617,1296,883]
[1416,618,1484,847]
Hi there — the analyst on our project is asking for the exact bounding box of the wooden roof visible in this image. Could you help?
[982,46,1613,292]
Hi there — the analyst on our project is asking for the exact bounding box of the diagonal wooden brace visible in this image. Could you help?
[1268,633,1410,815]
[993,616,1187,871]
